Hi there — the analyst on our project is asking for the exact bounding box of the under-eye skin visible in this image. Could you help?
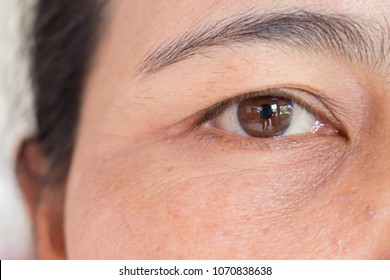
[192,88,342,140]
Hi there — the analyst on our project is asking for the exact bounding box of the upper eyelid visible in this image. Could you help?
[191,87,342,131]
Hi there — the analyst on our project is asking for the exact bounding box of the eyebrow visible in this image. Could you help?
[137,10,390,77]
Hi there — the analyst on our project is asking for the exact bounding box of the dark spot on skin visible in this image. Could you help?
[167,166,174,172]
[365,205,377,221]
[261,226,270,235]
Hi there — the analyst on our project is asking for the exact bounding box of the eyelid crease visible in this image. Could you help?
[190,87,344,136]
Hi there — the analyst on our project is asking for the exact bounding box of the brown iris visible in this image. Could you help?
[237,96,293,137]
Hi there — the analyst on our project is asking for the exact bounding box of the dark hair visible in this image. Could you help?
[16,0,107,258]
[31,0,106,184]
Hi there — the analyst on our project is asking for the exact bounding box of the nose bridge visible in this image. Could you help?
[372,117,390,182]
[340,136,390,258]
[354,91,390,186]
[365,111,390,258]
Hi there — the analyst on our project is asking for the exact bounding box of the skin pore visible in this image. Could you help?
[22,0,390,259]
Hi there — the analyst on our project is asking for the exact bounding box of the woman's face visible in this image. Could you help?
[63,0,390,259]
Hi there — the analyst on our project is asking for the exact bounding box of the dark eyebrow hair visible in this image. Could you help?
[137,10,390,77]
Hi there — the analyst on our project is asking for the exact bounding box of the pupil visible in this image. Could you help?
[237,96,293,138]
[258,104,273,119]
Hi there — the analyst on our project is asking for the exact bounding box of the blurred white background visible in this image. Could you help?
[0,0,35,259]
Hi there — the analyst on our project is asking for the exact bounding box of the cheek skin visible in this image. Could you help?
[65,127,389,259]
[62,0,390,259]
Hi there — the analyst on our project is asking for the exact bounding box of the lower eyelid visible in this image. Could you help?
[193,124,347,151]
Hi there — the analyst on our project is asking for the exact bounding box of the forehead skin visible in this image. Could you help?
[64,0,390,259]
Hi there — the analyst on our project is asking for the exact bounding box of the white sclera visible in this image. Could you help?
[212,102,318,137]
[283,102,317,136]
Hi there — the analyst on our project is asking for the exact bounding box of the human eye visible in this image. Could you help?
[193,87,342,139]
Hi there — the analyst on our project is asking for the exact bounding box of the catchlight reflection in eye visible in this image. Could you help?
[210,95,330,138]
[238,97,293,137]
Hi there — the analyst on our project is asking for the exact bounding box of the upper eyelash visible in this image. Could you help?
[191,87,326,130]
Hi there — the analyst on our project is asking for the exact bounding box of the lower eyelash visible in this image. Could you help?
[194,130,272,150]
[193,125,338,151]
